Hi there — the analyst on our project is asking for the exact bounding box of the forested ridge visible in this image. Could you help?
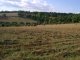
[0,11,80,25]
[18,11,80,24]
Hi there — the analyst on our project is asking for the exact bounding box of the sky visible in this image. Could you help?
[0,0,80,13]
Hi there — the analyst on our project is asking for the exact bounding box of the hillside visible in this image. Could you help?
[0,13,18,17]
[0,17,37,23]
[0,12,37,23]
[0,24,80,60]
[0,12,38,26]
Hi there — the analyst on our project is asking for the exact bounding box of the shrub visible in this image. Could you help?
[11,22,19,26]
[19,22,25,26]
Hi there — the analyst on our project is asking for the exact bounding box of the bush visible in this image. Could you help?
[11,22,19,26]
[19,22,25,26]
[4,22,11,26]
[26,22,31,26]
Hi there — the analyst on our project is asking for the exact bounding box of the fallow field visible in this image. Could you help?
[0,24,80,60]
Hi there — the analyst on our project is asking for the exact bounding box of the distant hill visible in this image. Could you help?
[0,12,38,26]
[0,12,37,23]
[0,13,18,17]
[0,11,80,25]
[0,17,37,23]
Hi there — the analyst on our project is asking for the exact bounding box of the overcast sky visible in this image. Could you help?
[0,0,80,13]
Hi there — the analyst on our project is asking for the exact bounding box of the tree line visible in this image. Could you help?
[0,11,80,26]
[0,22,37,27]
[18,11,80,24]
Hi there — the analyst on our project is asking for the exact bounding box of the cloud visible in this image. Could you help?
[0,0,54,12]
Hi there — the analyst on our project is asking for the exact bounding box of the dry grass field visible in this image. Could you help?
[0,24,80,60]
[0,17,37,23]
[0,13,18,17]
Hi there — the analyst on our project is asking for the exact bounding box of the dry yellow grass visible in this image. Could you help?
[0,17,37,23]
[0,24,80,60]
[1,23,80,32]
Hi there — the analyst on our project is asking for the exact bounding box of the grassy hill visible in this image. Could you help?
[0,13,18,17]
[0,12,37,23]
[0,17,37,23]
[0,13,37,26]
[0,24,80,60]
